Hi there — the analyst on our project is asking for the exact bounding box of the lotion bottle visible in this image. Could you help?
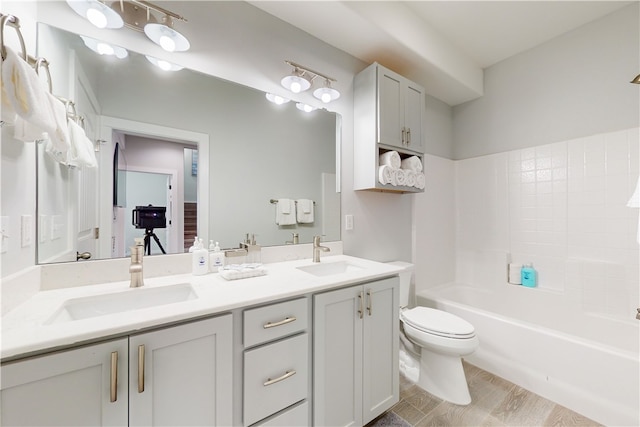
[209,241,224,272]
[521,263,537,287]
[192,239,209,275]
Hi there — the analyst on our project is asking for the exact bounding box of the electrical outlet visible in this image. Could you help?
[21,215,32,247]
[345,214,354,231]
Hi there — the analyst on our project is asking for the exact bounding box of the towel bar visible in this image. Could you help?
[0,14,26,61]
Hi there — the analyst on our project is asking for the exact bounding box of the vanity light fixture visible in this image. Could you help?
[631,74,640,84]
[280,60,340,102]
[66,1,189,52]
[265,93,290,105]
[66,0,124,29]
[145,55,183,71]
[296,103,317,113]
[313,79,340,103]
[80,35,128,58]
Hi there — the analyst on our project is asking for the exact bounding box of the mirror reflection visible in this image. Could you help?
[36,23,340,264]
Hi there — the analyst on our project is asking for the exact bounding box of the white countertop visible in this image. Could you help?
[1,255,402,360]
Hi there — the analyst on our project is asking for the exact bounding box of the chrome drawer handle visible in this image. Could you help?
[263,316,296,329]
[110,351,118,403]
[263,370,296,386]
[138,344,145,393]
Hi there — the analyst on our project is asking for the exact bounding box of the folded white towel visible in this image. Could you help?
[394,168,407,186]
[378,165,394,185]
[276,198,296,225]
[401,156,423,172]
[379,150,401,169]
[415,172,426,190]
[2,47,55,134]
[68,120,98,168]
[405,170,417,188]
[296,199,314,224]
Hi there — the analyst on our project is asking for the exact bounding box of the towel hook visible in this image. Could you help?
[0,14,26,61]
[33,57,53,94]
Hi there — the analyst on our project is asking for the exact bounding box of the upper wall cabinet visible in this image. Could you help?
[354,63,426,193]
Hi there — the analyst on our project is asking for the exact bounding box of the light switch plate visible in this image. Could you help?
[345,214,354,230]
[21,215,32,247]
[1,216,9,253]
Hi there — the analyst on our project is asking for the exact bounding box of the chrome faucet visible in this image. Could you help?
[286,232,299,245]
[130,237,145,288]
[313,235,330,262]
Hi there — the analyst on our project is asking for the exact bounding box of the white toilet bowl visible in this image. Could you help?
[401,307,479,405]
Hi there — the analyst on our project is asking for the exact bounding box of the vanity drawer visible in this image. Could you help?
[254,401,309,427]
[243,333,308,426]
[243,298,307,348]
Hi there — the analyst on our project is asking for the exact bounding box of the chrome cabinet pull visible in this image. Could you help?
[263,316,296,329]
[407,128,411,145]
[263,370,296,386]
[138,344,145,393]
[401,128,406,145]
[367,290,372,316]
[358,291,364,319]
[110,351,118,403]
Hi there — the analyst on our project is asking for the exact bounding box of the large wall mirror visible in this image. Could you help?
[36,23,341,264]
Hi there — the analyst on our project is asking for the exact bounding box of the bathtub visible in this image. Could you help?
[417,283,639,426]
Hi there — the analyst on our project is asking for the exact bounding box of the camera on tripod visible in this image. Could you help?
[132,205,167,255]
[132,205,167,229]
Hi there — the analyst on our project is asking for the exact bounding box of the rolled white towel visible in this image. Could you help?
[395,168,407,186]
[415,172,426,189]
[405,170,416,188]
[379,150,401,169]
[378,165,394,185]
[401,155,423,172]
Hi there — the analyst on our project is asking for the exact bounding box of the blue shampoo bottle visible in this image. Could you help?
[521,263,537,287]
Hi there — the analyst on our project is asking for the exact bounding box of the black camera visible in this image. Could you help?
[132,205,167,229]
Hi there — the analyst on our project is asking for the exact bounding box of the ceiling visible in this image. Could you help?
[249,1,634,105]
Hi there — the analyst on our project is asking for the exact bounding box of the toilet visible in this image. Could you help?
[388,261,479,405]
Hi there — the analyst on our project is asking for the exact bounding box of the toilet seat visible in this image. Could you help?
[401,307,475,339]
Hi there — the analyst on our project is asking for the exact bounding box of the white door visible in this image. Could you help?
[313,286,364,427]
[129,315,233,427]
[362,277,400,424]
[72,56,101,261]
[0,339,128,426]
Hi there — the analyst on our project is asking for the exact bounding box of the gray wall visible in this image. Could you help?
[453,3,640,160]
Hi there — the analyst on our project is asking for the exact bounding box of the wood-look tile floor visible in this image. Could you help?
[367,361,602,427]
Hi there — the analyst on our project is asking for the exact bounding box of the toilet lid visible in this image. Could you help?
[402,307,475,338]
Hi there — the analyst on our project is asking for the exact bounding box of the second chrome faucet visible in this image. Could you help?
[313,235,330,262]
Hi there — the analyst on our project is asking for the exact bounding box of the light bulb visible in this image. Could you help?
[157,60,172,71]
[86,7,107,28]
[96,42,114,56]
[321,92,331,103]
[159,35,176,52]
[290,80,302,93]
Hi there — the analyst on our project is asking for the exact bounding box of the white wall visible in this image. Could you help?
[453,3,640,160]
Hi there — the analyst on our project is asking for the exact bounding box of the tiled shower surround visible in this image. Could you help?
[453,127,639,321]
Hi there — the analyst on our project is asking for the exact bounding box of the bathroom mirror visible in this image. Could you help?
[35,23,340,264]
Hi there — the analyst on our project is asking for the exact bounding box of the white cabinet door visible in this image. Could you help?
[313,285,364,427]
[404,81,424,153]
[0,339,128,426]
[314,277,399,427]
[129,315,233,427]
[378,67,404,149]
[362,278,399,424]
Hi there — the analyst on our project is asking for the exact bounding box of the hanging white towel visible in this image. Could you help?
[379,150,401,169]
[1,75,16,125]
[400,156,423,172]
[67,120,98,168]
[13,115,46,142]
[296,199,314,224]
[2,47,55,134]
[276,198,296,225]
[46,93,71,156]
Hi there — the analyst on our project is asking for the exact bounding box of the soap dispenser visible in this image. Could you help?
[521,263,537,287]
[209,241,224,272]
[192,239,209,275]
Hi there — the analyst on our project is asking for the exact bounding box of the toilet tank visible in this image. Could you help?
[386,261,414,307]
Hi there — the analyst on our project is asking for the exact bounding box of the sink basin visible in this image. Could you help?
[297,260,363,277]
[46,283,198,324]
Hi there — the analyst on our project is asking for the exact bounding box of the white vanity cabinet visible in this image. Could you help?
[129,315,233,426]
[313,277,399,427]
[354,62,425,192]
[1,338,129,426]
[243,297,311,426]
[0,315,233,427]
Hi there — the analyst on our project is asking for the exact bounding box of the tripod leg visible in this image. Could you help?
[144,233,151,256]
[151,233,167,255]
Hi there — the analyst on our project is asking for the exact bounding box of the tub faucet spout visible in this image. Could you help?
[313,235,330,262]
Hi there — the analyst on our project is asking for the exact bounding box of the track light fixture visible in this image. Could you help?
[265,93,290,105]
[296,103,317,113]
[66,0,189,53]
[280,60,340,103]
[80,35,128,58]
[631,74,640,84]
[145,55,183,71]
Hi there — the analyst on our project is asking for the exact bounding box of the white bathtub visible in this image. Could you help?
[417,283,639,426]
